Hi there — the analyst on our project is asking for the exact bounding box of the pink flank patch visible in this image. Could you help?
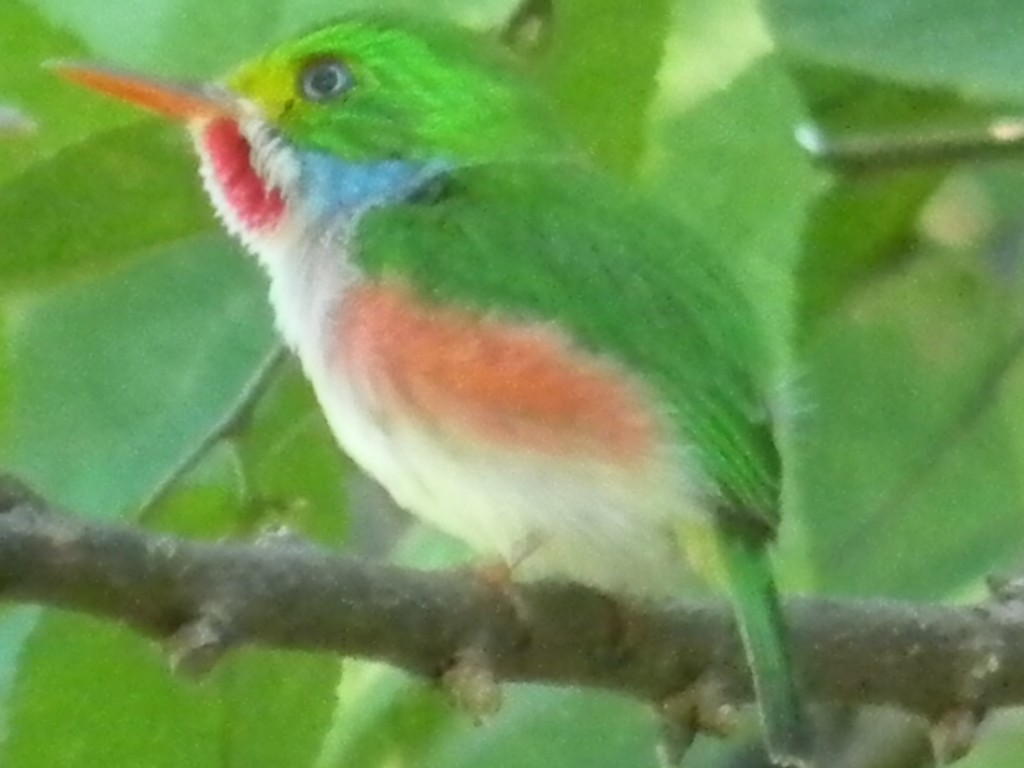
[201,118,285,231]
[337,283,662,462]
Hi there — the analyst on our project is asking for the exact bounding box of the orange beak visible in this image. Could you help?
[47,61,237,122]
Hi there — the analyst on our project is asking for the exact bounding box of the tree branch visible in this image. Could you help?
[136,344,289,519]
[2,471,1023,755]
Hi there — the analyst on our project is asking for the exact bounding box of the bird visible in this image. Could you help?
[52,13,811,766]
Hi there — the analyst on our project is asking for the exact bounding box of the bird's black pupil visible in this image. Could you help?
[310,66,339,94]
[302,60,348,101]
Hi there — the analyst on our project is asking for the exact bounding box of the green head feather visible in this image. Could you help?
[224,16,569,165]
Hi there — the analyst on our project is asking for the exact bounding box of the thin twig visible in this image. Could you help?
[796,118,1024,174]
[136,344,289,519]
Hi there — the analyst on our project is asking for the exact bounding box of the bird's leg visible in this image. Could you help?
[474,531,545,588]
[469,532,546,626]
[442,535,548,720]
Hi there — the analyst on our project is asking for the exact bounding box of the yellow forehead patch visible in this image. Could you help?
[223,54,298,120]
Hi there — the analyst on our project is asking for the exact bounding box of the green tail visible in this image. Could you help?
[716,526,814,767]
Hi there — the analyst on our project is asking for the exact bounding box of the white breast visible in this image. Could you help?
[262,227,703,596]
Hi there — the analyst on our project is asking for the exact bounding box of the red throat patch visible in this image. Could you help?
[336,283,662,462]
[201,118,285,232]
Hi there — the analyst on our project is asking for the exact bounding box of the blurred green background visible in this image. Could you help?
[4,0,1024,766]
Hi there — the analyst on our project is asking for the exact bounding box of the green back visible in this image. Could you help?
[353,161,782,529]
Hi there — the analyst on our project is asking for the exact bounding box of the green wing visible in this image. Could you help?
[354,160,782,528]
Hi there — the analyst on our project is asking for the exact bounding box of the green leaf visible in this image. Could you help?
[2,235,273,518]
[648,55,822,364]
[0,609,38,744]
[131,0,287,75]
[278,0,515,46]
[0,0,128,182]
[0,123,213,292]
[24,0,511,77]
[659,0,773,110]
[536,0,672,174]
[1,613,337,768]
[763,0,1024,105]
[421,688,657,768]
[217,648,340,768]
[143,361,353,546]
[2,614,222,767]
[24,0,279,76]
[795,248,1024,597]
[0,315,12,442]
[235,365,350,545]
[315,662,454,768]
[796,170,941,332]
[144,451,251,540]
[959,711,1024,768]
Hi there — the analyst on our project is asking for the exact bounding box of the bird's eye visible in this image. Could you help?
[298,57,353,102]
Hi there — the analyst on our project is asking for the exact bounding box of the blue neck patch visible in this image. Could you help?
[296,150,450,220]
